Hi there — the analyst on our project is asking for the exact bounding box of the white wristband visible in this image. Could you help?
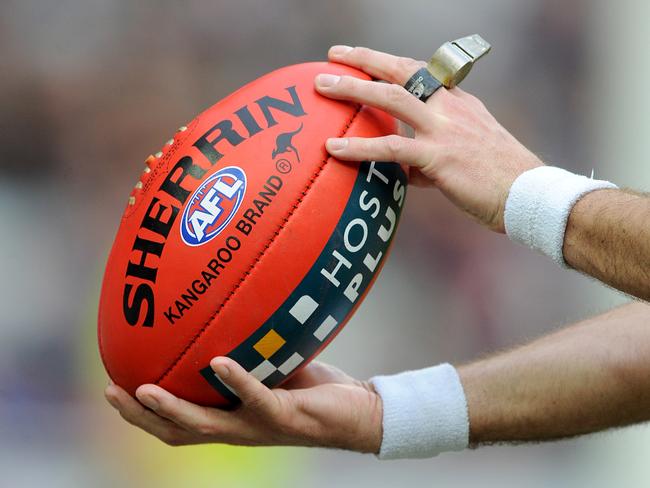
[504,166,617,267]
[370,363,469,460]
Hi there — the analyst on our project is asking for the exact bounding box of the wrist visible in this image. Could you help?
[369,363,469,459]
[504,166,618,266]
[327,380,383,454]
[562,188,621,271]
[358,380,384,454]
[456,362,490,447]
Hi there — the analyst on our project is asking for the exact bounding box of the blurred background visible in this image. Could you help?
[1,0,649,486]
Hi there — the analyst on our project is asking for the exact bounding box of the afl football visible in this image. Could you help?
[98,62,407,406]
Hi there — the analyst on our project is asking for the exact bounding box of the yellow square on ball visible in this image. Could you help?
[254,329,286,359]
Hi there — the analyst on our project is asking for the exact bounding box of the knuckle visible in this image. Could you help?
[396,56,424,76]
[195,421,216,437]
[353,47,381,75]
[153,400,171,416]
[385,135,405,158]
[338,75,359,93]
[351,46,371,59]
[385,83,409,106]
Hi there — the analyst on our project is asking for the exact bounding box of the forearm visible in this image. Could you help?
[459,301,650,445]
[563,189,650,301]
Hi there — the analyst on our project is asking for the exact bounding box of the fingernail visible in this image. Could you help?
[212,362,230,380]
[139,393,160,411]
[330,45,353,56]
[316,74,341,88]
[327,138,348,151]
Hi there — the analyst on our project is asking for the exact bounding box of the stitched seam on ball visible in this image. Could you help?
[154,104,363,386]
[122,121,199,221]
[100,122,200,378]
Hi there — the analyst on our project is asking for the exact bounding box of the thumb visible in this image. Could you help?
[210,357,279,415]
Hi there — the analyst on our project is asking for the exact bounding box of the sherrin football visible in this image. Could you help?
[98,62,407,406]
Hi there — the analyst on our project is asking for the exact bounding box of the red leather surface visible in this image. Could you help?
[98,62,397,403]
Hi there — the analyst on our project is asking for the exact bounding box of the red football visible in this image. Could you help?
[98,62,407,406]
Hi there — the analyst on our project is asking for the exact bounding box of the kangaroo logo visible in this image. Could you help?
[272,123,303,162]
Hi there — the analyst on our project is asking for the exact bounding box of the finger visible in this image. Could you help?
[135,384,227,434]
[105,384,189,446]
[315,74,431,129]
[328,45,425,85]
[325,135,427,167]
[210,357,280,415]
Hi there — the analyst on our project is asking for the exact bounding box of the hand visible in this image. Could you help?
[104,357,383,453]
[315,45,544,232]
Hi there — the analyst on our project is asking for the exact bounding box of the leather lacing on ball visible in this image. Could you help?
[127,125,188,206]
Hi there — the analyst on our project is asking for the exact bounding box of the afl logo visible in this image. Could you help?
[180,166,247,246]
